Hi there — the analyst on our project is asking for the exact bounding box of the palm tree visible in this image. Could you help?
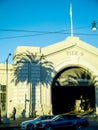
[12,50,54,85]
[63,68,97,86]
[12,50,54,116]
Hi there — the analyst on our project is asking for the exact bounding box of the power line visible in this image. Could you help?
[0,25,97,40]
[0,32,98,40]
[0,25,90,32]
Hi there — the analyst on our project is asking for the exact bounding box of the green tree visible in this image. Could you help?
[66,68,97,86]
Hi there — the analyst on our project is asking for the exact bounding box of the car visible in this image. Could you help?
[35,114,89,130]
[20,115,54,130]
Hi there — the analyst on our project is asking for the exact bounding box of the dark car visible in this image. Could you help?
[20,115,54,130]
[35,114,89,130]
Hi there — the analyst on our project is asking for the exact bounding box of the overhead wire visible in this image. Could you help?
[0,25,90,32]
[0,33,98,40]
[0,25,98,40]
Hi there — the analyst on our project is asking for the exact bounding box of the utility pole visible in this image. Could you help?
[5,53,11,119]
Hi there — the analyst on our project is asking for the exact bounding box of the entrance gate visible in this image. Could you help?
[51,66,95,115]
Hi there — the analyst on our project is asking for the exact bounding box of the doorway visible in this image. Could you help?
[51,66,95,115]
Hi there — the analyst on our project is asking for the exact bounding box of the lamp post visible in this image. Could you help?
[91,20,98,31]
[5,53,11,118]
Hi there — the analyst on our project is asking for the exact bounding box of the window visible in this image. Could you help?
[0,85,6,111]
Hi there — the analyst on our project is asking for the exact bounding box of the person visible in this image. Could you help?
[80,95,85,111]
[12,107,16,120]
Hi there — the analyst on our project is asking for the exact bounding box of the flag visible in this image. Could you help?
[70,3,72,17]
[70,2,73,36]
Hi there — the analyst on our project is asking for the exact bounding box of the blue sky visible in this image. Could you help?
[0,0,98,63]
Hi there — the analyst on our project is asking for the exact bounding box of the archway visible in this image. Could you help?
[51,66,95,115]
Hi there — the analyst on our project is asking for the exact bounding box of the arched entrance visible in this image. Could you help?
[52,66,95,115]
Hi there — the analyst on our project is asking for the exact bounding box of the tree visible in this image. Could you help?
[66,68,97,86]
[12,50,54,85]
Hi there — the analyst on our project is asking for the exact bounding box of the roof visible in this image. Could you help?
[41,36,98,56]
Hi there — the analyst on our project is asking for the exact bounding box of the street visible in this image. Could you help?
[1,124,98,130]
[1,115,98,130]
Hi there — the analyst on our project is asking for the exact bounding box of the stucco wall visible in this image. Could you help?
[0,36,98,118]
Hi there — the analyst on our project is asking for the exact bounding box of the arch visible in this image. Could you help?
[51,65,96,115]
[44,58,98,115]
[54,57,98,77]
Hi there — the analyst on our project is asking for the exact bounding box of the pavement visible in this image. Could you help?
[0,117,33,128]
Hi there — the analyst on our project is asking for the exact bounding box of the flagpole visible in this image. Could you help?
[70,3,73,36]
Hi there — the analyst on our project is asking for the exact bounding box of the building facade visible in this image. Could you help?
[0,36,98,118]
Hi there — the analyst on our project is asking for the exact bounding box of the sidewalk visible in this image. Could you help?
[0,117,32,128]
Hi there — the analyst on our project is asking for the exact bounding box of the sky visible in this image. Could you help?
[0,0,98,63]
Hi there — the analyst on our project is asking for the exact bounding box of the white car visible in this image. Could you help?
[20,115,54,130]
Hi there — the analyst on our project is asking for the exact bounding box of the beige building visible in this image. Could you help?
[0,36,98,118]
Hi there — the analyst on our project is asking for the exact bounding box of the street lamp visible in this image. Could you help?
[5,53,12,118]
[91,20,97,31]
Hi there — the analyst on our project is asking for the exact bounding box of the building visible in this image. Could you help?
[0,36,98,118]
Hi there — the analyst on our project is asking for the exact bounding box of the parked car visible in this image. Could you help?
[35,114,89,130]
[20,115,54,130]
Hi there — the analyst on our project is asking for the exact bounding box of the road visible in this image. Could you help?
[1,115,98,130]
[1,124,98,130]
